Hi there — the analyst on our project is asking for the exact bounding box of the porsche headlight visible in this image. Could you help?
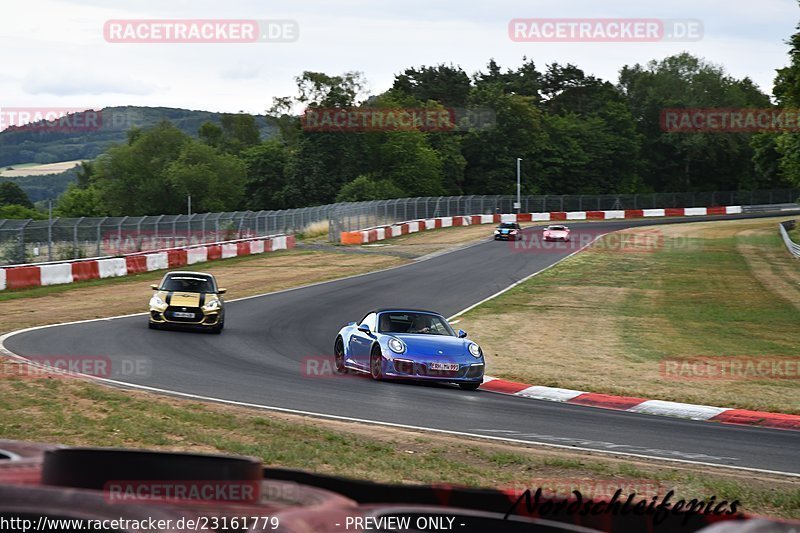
[388,338,405,354]
[149,295,165,308]
[203,299,221,312]
[468,343,482,358]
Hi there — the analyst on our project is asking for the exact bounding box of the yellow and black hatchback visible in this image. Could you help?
[148,271,226,333]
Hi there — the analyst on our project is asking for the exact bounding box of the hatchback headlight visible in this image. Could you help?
[149,295,165,308]
[494,229,500,234]
[468,343,482,358]
[388,338,405,354]
[203,299,221,312]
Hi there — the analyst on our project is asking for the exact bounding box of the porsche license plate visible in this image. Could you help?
[430,362,459,371]
[172,311,195,318]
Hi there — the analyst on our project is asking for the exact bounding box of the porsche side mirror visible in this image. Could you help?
[150,284,159,290]
[458,329,468,338]
[358,323,371,334]
[218,288,227,294]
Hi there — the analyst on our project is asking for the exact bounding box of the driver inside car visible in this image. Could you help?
[410,315,434,334]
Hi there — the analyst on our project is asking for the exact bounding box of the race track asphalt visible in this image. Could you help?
[4,213,799,474]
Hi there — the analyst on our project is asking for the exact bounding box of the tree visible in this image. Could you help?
[336,175,406,202]
[219,113,261,153]
[295,71,366,108]
[618,53,771,191]
[461,86,548,194]
[0,181,34,208]
[199,114,261,154]
[55,183,107,217]
[77,121,245,216]
[773,21,800,187]
[0,204,44,219]
[240,139,289,209]
[392,64,471,107]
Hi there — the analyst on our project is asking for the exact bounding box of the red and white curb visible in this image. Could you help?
[479,377,800,431]
[0,234,296,292]
[340,206,743,244]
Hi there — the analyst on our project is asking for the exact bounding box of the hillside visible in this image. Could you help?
[0,106,276,168]
[0,106,277,202]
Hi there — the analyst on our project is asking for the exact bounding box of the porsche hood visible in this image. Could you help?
[390,334,471,356]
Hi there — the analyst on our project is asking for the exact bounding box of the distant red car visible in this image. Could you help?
[543,224,571,242]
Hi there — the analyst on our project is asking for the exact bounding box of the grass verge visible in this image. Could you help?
[458,217,800,414]
[0,372,797,518]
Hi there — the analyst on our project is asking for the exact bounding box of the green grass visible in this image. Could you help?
[789,223,800,242]
[475,230,799,360]
[460,220,800,412]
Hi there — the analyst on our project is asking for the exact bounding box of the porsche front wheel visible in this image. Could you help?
[334,337,346,373]
[370,347,384,380]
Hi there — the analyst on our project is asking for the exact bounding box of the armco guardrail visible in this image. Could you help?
[340,205,744,244]
[0,233,295,292]
[779,220,800,258]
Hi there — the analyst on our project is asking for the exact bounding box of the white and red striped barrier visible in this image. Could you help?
[479,376,800,431]
[340,206,743,244]
[0,234,296,292]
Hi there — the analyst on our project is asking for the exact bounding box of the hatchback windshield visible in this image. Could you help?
[161,275,216,293]
[378,312,455,336]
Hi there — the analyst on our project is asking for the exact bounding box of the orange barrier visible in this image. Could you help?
[340,232,362,245]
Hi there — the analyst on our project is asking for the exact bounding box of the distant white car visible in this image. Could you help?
[542,225,571,242]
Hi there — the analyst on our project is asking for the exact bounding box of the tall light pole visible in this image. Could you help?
[516,158,522,214]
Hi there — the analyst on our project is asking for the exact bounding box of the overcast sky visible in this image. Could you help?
[1,0,797,122]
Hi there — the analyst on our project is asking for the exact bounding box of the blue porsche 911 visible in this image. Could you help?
[333,309,485,390]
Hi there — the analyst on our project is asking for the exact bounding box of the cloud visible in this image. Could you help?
[220,65,261,80]
[22,69,157,96]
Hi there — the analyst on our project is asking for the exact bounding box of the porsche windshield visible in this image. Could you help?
[161,276,216,293]
[378,312,455,336]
